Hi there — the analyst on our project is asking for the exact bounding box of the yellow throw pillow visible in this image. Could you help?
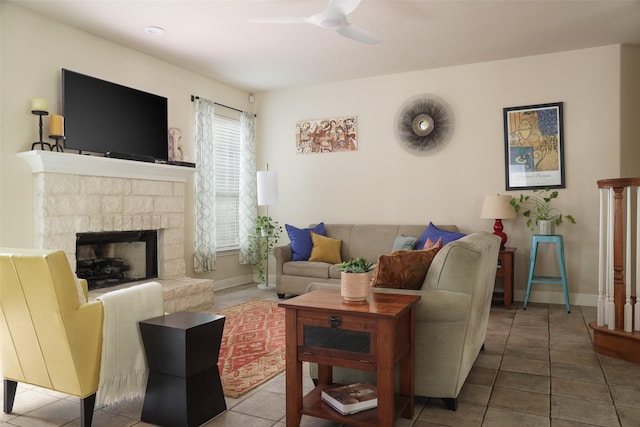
[308,231,342,264]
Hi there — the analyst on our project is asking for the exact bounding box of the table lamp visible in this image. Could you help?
[256,168,279,290]
[481,194,517,250]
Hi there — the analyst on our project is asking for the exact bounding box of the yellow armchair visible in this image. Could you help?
[0,248,103,427]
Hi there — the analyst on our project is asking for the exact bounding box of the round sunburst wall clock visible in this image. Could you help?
[394,94,454,155]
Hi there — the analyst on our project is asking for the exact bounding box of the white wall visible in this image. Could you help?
[2,3,636,304]
[255,45,626,306]
[621,45,640,177]
[0,2,253,282]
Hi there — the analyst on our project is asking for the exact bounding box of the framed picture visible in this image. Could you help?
[503,102,565,190]
[295,116,357,155]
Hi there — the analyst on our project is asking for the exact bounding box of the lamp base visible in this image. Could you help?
[257,283,275,291]
[493,219,508,250]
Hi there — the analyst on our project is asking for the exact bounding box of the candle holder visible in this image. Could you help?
[49,135,65,152]
[31,110,51,150]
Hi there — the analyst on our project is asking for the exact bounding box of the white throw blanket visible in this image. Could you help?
[95,281,164,406]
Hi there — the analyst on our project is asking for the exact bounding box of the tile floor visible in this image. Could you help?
[2,283,640,427]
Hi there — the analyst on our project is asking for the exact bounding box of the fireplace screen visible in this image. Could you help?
[76,230,158,290]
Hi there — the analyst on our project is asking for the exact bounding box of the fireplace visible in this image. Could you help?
[19,151,217,312]
[77,230,158,290]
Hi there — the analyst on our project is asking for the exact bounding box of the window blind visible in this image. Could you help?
[214,115,241,251]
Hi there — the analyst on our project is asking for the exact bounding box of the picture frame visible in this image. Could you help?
[503,102,565,190]
[295,116,357,155]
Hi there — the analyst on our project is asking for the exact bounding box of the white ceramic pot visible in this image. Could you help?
[538,220,556,235]
[340,272,371,302]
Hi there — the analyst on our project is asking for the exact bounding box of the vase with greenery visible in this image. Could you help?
[509,188,576,234]
[247,216,282,286]
[338,257,375,302]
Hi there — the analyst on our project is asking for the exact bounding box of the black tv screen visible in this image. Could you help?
[62,69,168,161]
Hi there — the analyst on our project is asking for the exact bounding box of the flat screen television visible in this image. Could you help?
[62,69,168,161]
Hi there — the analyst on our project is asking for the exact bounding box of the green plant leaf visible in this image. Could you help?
[511,188,576,232]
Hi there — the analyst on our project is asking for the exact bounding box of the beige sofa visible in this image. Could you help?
[306,231,501,410]
[273,223,458,298]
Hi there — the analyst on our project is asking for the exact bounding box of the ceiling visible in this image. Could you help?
[14,0,640,93]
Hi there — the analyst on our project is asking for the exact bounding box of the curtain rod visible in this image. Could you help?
[190,95,247,114]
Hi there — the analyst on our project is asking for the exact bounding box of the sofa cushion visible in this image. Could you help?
[308,231,342,264]
[415,222,465,250]
[283,261,331,279]
[286,222,325,261]
[392,235,417,251]
[371,247,440,290]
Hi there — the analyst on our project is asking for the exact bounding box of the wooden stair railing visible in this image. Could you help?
[590,177,640,364]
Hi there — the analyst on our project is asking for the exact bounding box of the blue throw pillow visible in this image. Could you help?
[391,235,417,251]
[415,222,465,250]
[285,222,326,261]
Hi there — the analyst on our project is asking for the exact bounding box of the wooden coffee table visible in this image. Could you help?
[278,288,420,427]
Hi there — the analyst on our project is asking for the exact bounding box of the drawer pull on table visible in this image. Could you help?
[328,315,342,329]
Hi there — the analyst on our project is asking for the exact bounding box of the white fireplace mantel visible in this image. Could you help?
[18,150,195,182]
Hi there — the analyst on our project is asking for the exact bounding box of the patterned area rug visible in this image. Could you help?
[216,300,286,398]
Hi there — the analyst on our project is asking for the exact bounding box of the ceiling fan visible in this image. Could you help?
[249,0,381,45]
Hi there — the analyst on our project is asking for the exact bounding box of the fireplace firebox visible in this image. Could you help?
[76,230,158,290]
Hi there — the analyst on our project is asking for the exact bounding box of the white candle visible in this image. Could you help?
[50,114,64,136]
[31,98,48,112]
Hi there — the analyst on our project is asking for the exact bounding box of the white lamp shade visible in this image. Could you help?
[257,170,279,206]
[480,195,516,220]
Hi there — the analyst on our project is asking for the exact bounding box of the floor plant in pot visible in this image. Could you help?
[247,216,282,288]
[509,188,576,235]
[338,257,375,302]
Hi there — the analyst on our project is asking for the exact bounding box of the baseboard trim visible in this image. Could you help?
[513,289,597,307]
[214,275,254,291]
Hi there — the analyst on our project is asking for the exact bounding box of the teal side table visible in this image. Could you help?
[524,235,570,313]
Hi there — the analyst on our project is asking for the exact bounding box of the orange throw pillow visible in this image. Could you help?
[371,247,440,290]
[423,237,443,250]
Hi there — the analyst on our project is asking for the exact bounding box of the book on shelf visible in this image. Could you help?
[320,383,378,415]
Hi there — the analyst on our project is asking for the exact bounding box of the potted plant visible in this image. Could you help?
[509,188,576,235]
[338,257,375,302]
[247,216,283,286]
[256,215,279,237]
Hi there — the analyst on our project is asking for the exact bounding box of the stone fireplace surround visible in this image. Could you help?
[18,150,214,312]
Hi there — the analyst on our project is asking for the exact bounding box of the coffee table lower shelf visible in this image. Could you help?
[302,384,410,427]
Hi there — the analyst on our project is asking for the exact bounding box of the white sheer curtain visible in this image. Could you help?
[193,97,216,273]
[239,111,257,264]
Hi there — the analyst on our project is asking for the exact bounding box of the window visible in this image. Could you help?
[213,114,241,251]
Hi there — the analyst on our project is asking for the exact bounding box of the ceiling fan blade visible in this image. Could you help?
[328,0,362,17]
[249,16,308,24]
[336,23,381,44]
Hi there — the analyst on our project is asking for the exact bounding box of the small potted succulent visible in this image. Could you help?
[510,188,576,235]
[338,257,375,302]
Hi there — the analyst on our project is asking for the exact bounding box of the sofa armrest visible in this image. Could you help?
[273,245,292,264]
[274,245,292,276]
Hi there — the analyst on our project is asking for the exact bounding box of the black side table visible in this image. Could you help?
[139,311,226,427]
